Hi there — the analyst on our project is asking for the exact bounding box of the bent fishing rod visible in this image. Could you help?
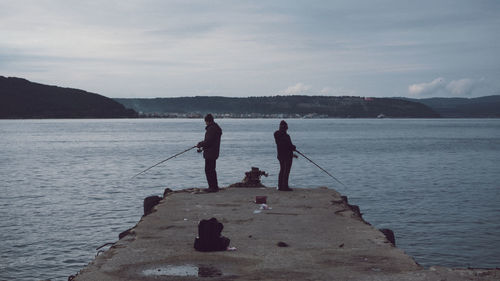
[131,145,197,179]
[295,149,346,188]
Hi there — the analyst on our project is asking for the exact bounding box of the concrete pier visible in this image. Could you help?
[73,187,499,280]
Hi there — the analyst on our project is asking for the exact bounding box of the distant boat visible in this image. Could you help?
[377,113,386,118]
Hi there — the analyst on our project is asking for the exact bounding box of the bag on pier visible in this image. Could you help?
[194,218,230,252]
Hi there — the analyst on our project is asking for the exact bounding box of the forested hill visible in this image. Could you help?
[402,96,500,118]
[115,96,439,118]
[0,76,137,118]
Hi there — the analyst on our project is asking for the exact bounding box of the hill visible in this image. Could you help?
[0,76,137,118]
[115,96,439,118]
[402,96,500,118]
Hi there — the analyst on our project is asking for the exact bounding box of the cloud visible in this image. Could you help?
[408,77,446,96]
[281,83,311,95]
[408,77,484,97]
[446,78,480,96]
[1,1,498,98]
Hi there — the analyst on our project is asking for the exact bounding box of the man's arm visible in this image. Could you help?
[198,126,217,148]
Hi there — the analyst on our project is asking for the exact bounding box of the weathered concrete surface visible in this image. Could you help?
[74,187,499,280]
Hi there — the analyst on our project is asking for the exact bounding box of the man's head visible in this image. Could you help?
[279,120,288,131]
[205,114,214,125]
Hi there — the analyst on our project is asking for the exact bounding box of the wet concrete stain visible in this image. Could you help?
[142,264,222,278]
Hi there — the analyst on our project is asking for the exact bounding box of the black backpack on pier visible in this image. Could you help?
[194,218,230,252]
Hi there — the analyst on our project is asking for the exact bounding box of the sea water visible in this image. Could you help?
[0,118,499,280]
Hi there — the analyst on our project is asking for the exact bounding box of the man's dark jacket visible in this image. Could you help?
[274,129,296,160]
[199,122,222,160]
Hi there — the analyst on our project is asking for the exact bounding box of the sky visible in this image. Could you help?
[1,0,499,98]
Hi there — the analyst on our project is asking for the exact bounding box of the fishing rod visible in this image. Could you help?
[131,145,197,179]
[295,149,346,188]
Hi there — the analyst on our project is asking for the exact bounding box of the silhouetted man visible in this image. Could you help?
[197,114,222,192]
[274,120,296,191]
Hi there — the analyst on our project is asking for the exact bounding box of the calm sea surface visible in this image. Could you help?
[1,119,499,280]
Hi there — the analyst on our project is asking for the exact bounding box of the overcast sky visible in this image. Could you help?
[1,0,499,98]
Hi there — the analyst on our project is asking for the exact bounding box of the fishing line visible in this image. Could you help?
[131,145,197,179]
[295,149,346,188]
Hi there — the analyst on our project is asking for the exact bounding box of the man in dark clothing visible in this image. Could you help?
[274,120,296,191]
[197,114,222,192]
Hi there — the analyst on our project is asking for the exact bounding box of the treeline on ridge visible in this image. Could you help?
[115,96,439,118]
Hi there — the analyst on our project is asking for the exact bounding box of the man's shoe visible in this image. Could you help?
[205,188,219,193]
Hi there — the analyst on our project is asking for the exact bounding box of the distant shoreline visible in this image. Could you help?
[115,95,500,118]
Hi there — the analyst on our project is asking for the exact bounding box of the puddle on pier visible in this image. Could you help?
[142,264,222,278]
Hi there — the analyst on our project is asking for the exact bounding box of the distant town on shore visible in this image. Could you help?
[2,76,500,119]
